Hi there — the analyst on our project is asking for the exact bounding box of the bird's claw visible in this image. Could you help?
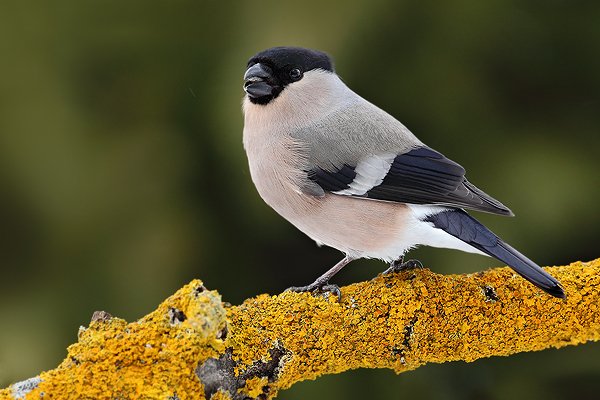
[286,282,342,301]
[383,258,423,275]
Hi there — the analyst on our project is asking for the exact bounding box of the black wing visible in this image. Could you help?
[308,147,514,216]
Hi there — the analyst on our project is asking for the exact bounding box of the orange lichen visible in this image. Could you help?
[225,260,600,396]
[1,260,599,400]
[1,281,227,400]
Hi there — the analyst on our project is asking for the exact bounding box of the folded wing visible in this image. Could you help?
[308,146,514,216]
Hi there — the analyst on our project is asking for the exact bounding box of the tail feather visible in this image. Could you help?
[425,209,565,298]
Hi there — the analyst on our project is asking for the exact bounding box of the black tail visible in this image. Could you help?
[425,209,565,298]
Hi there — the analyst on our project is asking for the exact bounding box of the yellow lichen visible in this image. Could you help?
[241,376,270,398]
[1,280,226,400]
[225,259,600,394]
[1,260,599,400]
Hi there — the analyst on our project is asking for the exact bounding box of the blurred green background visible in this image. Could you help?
[0,0,598,398]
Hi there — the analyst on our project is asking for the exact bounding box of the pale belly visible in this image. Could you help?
[249,156,412,261]
[244,125,413,261]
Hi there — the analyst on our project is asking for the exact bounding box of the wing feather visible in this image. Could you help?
[308,147,514,216]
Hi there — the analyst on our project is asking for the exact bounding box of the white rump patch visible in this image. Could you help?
[406,204,449,219]
[334,153,396,196]
[407,204,487,256]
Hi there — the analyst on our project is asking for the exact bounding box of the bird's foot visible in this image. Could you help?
[383,258,423,275]
[286,281,342,301]
[285,255,354,301]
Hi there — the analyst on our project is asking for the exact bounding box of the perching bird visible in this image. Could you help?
[241,46,565,299]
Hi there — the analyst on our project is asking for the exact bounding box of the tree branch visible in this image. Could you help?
[2,259,599,400]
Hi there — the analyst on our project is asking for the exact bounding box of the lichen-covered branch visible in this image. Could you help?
[2,259,599,400]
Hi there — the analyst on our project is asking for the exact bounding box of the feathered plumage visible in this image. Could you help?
[242,46,564,298]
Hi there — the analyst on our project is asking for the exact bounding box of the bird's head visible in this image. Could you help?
[243,47,334,105]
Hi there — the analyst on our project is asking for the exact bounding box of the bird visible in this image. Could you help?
[241,46,565,299]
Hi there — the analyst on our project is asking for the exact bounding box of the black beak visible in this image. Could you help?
[243,63,278,99]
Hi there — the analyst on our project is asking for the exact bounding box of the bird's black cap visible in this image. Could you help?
[247,46,334,73]
[244,47,334,104]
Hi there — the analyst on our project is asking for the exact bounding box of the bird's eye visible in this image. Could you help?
[289,68,303,81]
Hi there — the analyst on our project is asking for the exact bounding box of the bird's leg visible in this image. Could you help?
[286,255,355,301]
[383,255,423,275]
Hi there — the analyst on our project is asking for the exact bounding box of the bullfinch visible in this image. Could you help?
[241,46,564,299]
